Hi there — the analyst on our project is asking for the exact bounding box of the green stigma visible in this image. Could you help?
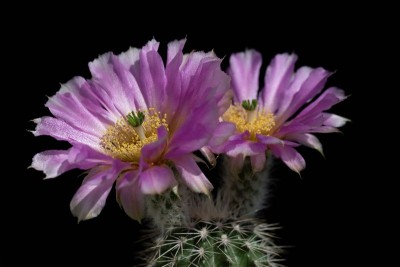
[242,99,258,111]
[127,111,145,127]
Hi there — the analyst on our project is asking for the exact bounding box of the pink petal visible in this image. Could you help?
[323,113,350,127]
[141,126,168,164]
[137,43,166,110]
[208,122,237,147]
[89,53,143,116]
[213,70,232,115]
[141,38,160,53]
[278,88,348,135]
[181,51,216,87]
[225,139,266,158]
[164,39,185,117]
[217,89,234,116]
[118,47,140,69]
[31,150,74,179]
[270,144,306,173]
[167,50,229,143]
[166,39,186,65]
[276,66,313,118]
[251,153,266,173]
[116,170,145,222]
[139,166,177,194]
[279,67,332,123]
[79,79,122,124]
[229,131,251,141]
[110,54,148,111]
[180,51,223,103]
[199,146,217,167]
[211,131,261,155]
[167,41,228,137]
[278,123,340,135]
[33,117,99,149]
[31,146,109,178]
[261,53,297,114]
[286,133,323,154]
[228,50,262,103]
[166,103,218,158]
[187,59,223,102]
[310,126,342,133]
[46,77,108,137]
[295,87,347,121]
[173,156,213,195]
[70,163,125,221]
[256,135,284,145]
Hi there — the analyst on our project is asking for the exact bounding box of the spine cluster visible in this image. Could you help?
[146,220,281,267]
[141,156,281,267]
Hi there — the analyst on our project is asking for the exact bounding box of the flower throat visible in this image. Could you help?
[100,108,168,163]
[223,99,275,140]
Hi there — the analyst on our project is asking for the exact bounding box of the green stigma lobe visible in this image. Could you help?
[242,99,257,111]
[127,111,145,127]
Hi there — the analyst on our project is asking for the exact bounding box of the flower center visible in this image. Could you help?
[222,100,275,141]
[100,108,168,163]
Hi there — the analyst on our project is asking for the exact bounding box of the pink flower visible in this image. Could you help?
[31,39,230,221]
[216,50,348,173]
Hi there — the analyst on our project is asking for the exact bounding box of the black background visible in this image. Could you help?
[6,6,381,267]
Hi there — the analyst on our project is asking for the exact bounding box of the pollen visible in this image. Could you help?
[100,108,168,163]
[223,104,275,141]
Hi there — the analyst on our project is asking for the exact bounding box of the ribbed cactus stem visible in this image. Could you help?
[146,219,281,267]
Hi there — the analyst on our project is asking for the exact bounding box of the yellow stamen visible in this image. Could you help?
[223,104,275,141]
[100,108,168,163]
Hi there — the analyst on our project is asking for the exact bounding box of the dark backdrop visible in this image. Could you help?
[7,7,375,267]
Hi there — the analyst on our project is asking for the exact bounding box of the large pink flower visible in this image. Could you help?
[31,39,231,221]
[216,50,348,173]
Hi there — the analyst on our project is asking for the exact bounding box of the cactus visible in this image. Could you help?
[139,156,282,267]
[146,220,281,267]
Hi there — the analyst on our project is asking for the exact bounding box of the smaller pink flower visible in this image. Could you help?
[216,50,348,173]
